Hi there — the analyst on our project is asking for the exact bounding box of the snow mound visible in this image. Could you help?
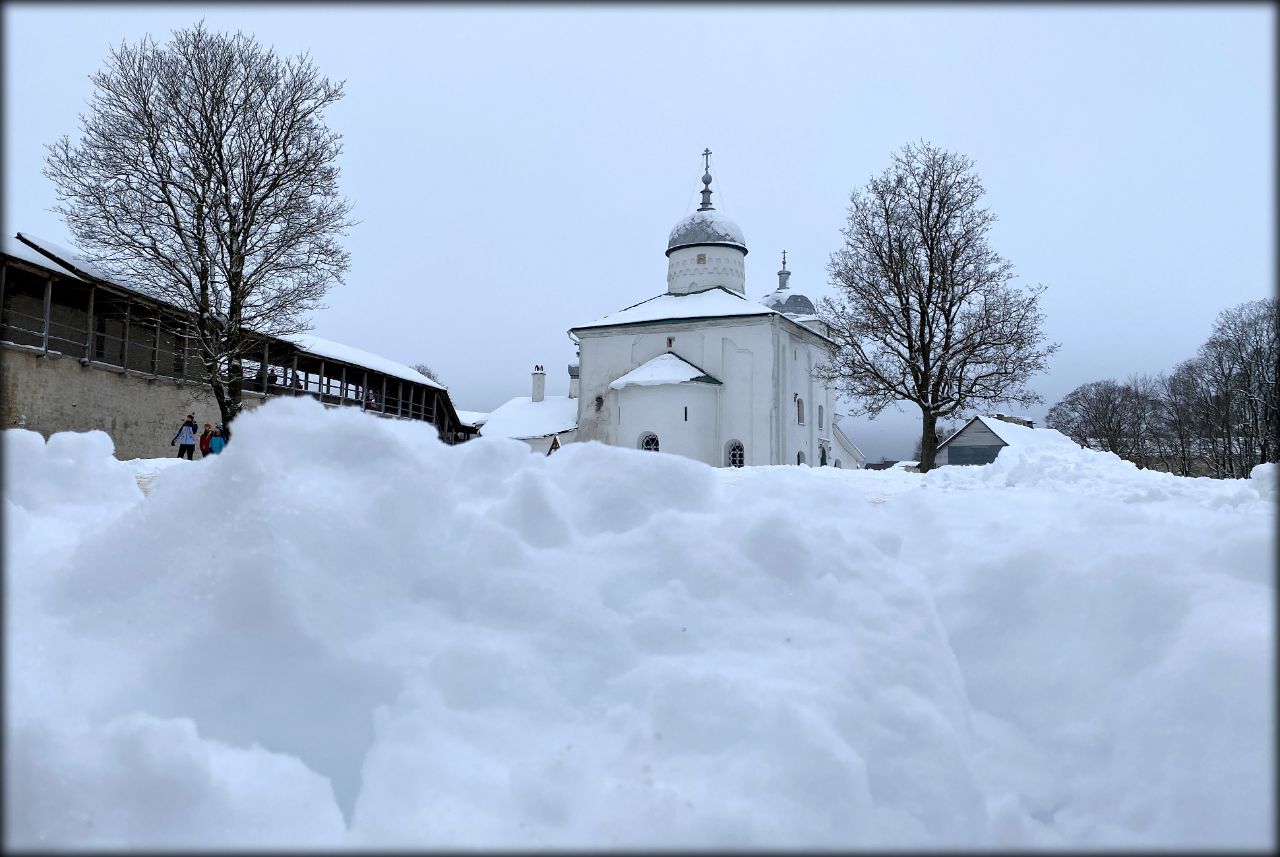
[4,397,1273,849]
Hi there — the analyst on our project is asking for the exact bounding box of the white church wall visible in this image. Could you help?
[617,382,718,463]
[719,336,764,465]
[575,317,775,453]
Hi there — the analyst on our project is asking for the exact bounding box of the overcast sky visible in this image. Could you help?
[4,4,1274,460]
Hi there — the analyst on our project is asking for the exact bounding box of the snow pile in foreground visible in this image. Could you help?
[4,398,1273,850]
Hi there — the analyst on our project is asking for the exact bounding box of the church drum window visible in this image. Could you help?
[796,397,805,425]
[818,405,824,429]
[639,432,660,452]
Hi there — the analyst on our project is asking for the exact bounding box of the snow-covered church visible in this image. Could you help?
[561,154,864,468]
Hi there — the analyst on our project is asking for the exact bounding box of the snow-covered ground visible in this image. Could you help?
[4,396,1273,849]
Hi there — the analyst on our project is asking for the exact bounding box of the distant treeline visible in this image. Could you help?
[1046,298,1278,478]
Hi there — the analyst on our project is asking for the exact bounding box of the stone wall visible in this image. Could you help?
[1,345,263,460]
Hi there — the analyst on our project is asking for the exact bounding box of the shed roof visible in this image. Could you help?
[937,415,1076,452]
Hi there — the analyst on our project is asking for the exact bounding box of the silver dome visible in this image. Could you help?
[666,210,748,257]
[762,290,816,316]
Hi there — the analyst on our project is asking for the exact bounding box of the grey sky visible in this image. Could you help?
[4,4,1273,461]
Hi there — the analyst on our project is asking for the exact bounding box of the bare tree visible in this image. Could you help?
[913,420,957,461]
[411,363,443,385]
[817,141,1058,472]
[44,22,355,427]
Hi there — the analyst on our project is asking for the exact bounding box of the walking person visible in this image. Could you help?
[198,422,214,458]
[207,424,227,455]
[171,413,198,460]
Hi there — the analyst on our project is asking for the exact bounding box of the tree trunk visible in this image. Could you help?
[918,409,940,472]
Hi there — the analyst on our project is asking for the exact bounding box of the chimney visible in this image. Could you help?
[567,362,580,400]
[531,364,545,403]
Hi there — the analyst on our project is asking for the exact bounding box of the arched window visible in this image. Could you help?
[796,398,805,425]
[818,405,824,429]
[639,432,659,452]
[819,445,828,466]
[726,440,745,468]
[797,451,806,466]
[834,459,843,469]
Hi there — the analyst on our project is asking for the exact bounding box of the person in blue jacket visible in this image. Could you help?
[208,424,227,455]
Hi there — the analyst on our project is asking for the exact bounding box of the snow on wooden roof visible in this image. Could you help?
[16,232,115,282]
[608,352,722,391]
[938,415,1076,451]
[571,287,774,331]
[281,332,444,390]
[4,234,85,280]
[8,232,448,393]
[480,395,578,441]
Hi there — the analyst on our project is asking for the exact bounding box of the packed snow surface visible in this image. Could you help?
[4,397,1273,850]
[608,352,720,390]
[478,395,577,440]
[572,286,774,330]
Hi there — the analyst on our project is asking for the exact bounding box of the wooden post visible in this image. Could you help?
[381,376,387,414]
[362,371,369,409]
[398,380,405,417]
[151,315,161,377]
[341,364,348,405]
[121,300,131,367]
[84,285,95,360]
[40,276,52,352]
[262,342,270,394]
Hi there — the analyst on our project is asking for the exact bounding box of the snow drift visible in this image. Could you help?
[4,397,1273,849]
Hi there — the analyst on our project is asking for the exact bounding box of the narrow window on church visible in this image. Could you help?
[727,441,745,467]
[696,253,706,264]
[684,406,688,421]
[667,336,674,348]
[796,398,805,425]
[819,405,824,429]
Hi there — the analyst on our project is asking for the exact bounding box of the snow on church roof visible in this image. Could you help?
[608,352,723,391]
[480,396,578,441]
[282,333,445,390]
[572,287,774,332]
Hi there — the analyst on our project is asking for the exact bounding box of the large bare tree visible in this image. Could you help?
[816,141,1058,471]
[45,22,355,427]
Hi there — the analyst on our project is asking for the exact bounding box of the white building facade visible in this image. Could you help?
[568,158,848,468]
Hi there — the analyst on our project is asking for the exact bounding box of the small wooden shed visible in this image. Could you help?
[934,414,1037,466]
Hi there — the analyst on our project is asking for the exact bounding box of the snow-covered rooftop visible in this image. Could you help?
[941,415,1077,451]
[16,232,115,282]
[480,395,577,440]
[454,410,489,429]
[608,352,722,391]
[281,333,444,390]
[572,287,774,332]
[3,234,84,280]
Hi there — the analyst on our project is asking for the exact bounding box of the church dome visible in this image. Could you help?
[762,290,816,316]
[760,252,816,316]
[666,209,747,256]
